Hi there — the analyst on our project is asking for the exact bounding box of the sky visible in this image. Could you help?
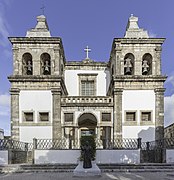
[0,0,174,135]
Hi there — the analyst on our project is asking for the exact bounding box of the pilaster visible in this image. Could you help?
[53,48,60,75]
[51,88,62,139]
[154,88,165,140]
[113,88,123,140]
[12,47,19,75]
[10,88,20,140]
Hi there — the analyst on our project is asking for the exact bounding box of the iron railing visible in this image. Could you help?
[0,139,33,151]
[33,138,140,150]
[1,137,174,151]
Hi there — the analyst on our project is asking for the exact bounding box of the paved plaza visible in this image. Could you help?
[0,172,174,180]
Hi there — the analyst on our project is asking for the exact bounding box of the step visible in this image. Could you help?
[1,163,174,173]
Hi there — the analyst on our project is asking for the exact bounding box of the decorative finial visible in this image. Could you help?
[84,46,91,59]
[41,3,45,15]
[131,14,134,17]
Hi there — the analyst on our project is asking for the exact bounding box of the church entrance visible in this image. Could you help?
[78,113,97,137]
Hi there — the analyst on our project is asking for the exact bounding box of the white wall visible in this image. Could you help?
[65,70,109,96]
[35,150,80,164]
[166,149,174,163]
[34,149,140,164]
[123,126,155,142]
[0,150,8,165]
[122,90,155,142]
[19,90,52,142]
[20,126,52,143]
[96,150,140,164]
[19,90,52,123]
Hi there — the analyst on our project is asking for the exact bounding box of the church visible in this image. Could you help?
[8,14,166,144]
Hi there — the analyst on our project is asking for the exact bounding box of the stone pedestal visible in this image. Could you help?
[73,161,101,177]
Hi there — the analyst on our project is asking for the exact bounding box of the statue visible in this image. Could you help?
[81,141,92,169]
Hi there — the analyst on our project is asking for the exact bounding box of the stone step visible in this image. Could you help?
[1,164,174,173]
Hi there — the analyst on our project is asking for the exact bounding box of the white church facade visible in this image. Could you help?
[8,15,166,144]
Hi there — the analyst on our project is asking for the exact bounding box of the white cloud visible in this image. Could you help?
[164,94,174,127]
[0,94,10,106]
[0,2,10,47]
[0,93,10,135]
[166,72,174,87]
[149,31,157,38]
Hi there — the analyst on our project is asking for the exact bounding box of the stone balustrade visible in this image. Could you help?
[61,96,113,106]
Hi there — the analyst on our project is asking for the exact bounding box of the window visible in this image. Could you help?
[124,111,137,126]
[23,112,34,122]
[64,113,73,122]
[78,74,97,96]
[126,112,136,121]
[81,80,94,96]
[39,112,49,121]
[141,112,151,121]
[102,113,111,122]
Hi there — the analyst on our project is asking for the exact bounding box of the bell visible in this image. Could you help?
[44,60,50,74]
[142,67,148,74]
[26,61,32,75]
[125,67,131,75]
[142,60,149,75]
[44,66,49,72]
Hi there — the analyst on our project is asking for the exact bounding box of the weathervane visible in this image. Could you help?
[84,46,91,59]
[40,2,45,15]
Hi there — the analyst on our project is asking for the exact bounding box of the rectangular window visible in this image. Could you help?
[141,112,151,121]
[24,112,34,122]
[81,80,94,96]
[102,113,111,122]
[126,112,136,121]
[64,113,73,122]
[39,112,49,121]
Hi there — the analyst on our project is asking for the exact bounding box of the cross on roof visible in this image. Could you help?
[41,4,45,15]
[84,46,91,59]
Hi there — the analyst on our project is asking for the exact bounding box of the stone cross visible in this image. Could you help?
[84,46,91,59]
[41,4,45,15]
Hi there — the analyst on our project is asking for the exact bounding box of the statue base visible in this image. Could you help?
[73,161,101,177]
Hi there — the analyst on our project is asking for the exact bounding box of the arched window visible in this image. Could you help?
[40,53,51,75]
[142,53,152,75]
[124,53,134,75]
[22,53,33,75]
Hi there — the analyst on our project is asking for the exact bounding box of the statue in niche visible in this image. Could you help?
[124,58,132,75]
[142,59,149,75]
[25,60,32,75]
[81,141,92,169]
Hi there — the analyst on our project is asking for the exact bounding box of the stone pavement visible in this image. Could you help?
[0,172,174,180]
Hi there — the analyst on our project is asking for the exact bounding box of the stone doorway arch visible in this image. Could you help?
[78,113,97,137]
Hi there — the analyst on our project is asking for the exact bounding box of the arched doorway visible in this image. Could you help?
[78,113,97,137]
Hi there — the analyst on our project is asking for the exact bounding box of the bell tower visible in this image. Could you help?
[109,15,167,141]
[8,15,67,141]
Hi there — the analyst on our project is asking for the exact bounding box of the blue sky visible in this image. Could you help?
[0,0,174,135]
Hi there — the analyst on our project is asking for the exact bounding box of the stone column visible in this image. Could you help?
[97,126,101,140]
[155,88,165,141]
[113,88,123,140]
[10,88,20,140]
[51,88,62,139]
